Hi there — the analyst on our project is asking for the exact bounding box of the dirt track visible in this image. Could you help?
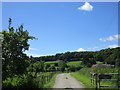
[53,73,85,89]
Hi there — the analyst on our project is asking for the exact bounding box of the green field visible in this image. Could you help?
[45,61,59,64]
[67,61,82,67]
[96,61,103,64]
[45,60,82,67]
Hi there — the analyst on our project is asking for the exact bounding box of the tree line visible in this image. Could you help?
[33,47,120,67]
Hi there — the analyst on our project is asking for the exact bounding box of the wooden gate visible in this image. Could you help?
[90,72,120,89]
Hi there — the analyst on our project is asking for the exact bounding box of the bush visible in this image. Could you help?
[3,75,27,88]
[48,65,56,72]
[2,74,43,88]
[68,66,76,72]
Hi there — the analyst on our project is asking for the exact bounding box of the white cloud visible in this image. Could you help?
[88,46,99,50]
[108,36,114,41]
[99,38,105,41]
[25,52,45,57]
[76,48,86,52]
[78,2,93,11]
[107,44,120,48]
[99,34,120,42]
[29,48,37,51]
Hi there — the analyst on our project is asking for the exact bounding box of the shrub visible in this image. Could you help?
[48,65,56,72]
[2,74,43,88]
[68,66,76,72]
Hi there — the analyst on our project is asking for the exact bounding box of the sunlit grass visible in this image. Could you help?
[71,67,119,89]
[71,72,93,88]
[67,61,82,67]
[45,61,59,64]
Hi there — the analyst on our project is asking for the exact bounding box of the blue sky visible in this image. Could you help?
[2,2,119,57]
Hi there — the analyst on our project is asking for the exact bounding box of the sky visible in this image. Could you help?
[2,2,119,57]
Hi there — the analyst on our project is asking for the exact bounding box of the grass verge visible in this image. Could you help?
[43,73,59,88]
[71,72,94,88]
[71,71,118,89]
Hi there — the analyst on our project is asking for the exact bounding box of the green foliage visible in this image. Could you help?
[37,47,120,68]
[68,66,76,72]
[58,60,66,72]
[48,64,56,72]
[81,58,96,67]
[27,61,44,78]
[44,64,50,72]
[2,18,36,79]
[43,73,59,88]
[2,73,45,88]
[33,61,44,72]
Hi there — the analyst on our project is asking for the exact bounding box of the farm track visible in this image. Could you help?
[53,73,85,89]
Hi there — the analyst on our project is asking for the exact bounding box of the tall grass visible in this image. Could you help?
[43,73,58,88]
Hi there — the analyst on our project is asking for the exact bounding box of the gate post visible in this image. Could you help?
[90,72,92,86]
[95,73,98,89]
[98,74,100,89]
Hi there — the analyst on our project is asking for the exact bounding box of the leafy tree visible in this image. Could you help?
[58,60,66,72]
[44,64,50,72]
[33,61,44,77]
[106,54,116,65]
[81,58,96,67]
[68,66,76,72]
[48,64,56,72]
[2,18,36,79]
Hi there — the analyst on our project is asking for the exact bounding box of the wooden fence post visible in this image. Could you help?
[117,73,120,89]
[95,73,98,89]
[90,72,92,86]
[93,73,95,87]
[45,76,46,84]
[98,74,100,89]
[41,75,43,85]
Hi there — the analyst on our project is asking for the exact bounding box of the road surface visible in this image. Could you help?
[53,73,85,89]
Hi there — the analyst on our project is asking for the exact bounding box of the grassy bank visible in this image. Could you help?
[71,66,119,89]
[71,72,93,88]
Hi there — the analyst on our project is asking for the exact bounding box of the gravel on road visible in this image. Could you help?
[53,73,85,89]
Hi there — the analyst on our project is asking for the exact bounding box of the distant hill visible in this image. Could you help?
[31,47,120,67]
